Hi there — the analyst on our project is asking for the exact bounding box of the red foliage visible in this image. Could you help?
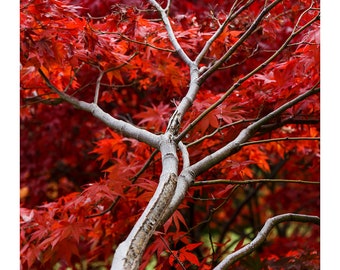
[20,0,320,269]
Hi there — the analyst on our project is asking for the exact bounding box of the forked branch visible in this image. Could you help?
[160,86,319,224]
[190,86,319,176]
[177,8,320,142]
[38,68,160,148]
[198,0,283,82]
[195,0,256,65]
[148,0,193,66]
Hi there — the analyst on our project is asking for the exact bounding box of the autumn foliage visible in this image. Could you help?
[20,0,320,269]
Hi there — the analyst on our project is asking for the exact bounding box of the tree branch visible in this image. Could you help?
[148,0,193,66]
[86,149,159,218]
[160,236,186,270]
[160,86,319,224]
[258,116,320,134]
[38,68,161,149]
[195,0,256,65]
[97,31,176,53]
[93,68,104,104]
[111,126,180,269]
[176,10,319,142]
[213,213,320,270]
[190,87,319,177]
[148,0,201,135]
[186,119,257,148]
[240,136,320,147]
[198,0,283,83]
[111,173,178,269]
[185,185,240,234]
[193,178,320,187]
[178,141,190,169]
[94,52,138,104]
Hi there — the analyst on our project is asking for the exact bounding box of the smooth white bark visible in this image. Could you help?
[213,213,320,270]
[37,1,320,269]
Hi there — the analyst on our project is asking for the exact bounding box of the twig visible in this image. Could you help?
[240,136,320,147]
[217,44,259,70]
[198,0,283,83]
[116,33,175,53]
[94,69,104,104]
[193,178,320,187]
[86,149,159,218]
[165,0,171,14]
[159,235,186,270]
[88,20,176,53]
[186,119,257,148]
[65,63,84,93]
[186,185,240,234]
[195,0,256,65]
[93,52,138,104]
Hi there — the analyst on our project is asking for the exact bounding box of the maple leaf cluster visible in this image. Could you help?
[20,0,320,269]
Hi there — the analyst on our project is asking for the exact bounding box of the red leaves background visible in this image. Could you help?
[20,0,320,269]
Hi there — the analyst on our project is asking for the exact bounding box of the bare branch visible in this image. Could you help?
[146,0,203,140]
[148,0,193,66]
[198,0,283,83]
[213,213,320,270]
[94,69,104,104]
[185,185,240,233]
[132,149,160,181]
[149,0,259,145]
[258,116,320,134]
[217,44,259,70]
[38,68,161,148]
[186,119,257,148]
[89,21,176,52]
[190,87,319,177]
[112,173,178,269]
[178,141,190,169]
[164,0,171,14]
[193,178,320,187]
[111,131,180,269]
[188,116,319,150]
[240,136,320,147]
[94,52,138,104]
[115,32,175,53]
[177,9,319,142]
[160,235,186,270]
[165,65,200,140]
[64,63,84,93]
[159,86,319,225]
[195,0,256,65]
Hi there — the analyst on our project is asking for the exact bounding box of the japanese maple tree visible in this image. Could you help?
[20,0,320,269]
